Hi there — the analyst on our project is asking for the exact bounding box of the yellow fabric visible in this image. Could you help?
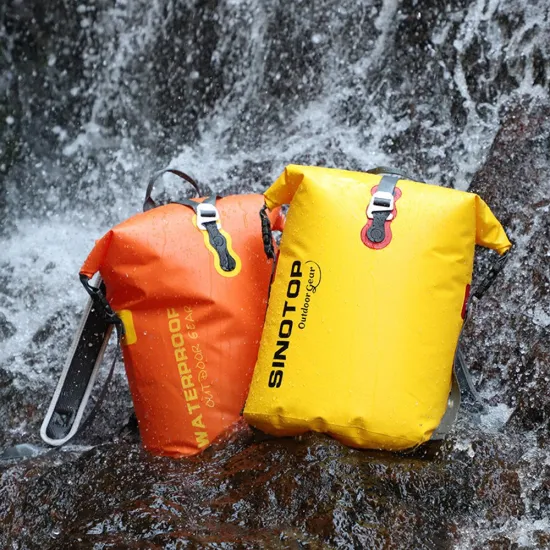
[118,309,137,346]
[244,164,512,450]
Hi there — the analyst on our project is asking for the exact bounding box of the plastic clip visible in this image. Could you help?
[196,202,220,230]
[367,191,395,220]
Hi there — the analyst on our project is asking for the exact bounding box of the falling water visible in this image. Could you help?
[1,0,549,547]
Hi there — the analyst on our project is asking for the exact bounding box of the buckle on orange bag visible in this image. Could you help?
[196,202,220,230]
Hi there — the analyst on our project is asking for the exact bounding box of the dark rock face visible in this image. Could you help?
[3,0,550,215]
[468,103,550,441]
[0,426,530,549]
[0,312,16,341]
[1,0,550,548]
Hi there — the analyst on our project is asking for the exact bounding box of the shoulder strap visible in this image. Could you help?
[8,333,123,459]
[43,277,124,446]
[8,277,125,459]
[430,371,461,440]
[432,246,513,439]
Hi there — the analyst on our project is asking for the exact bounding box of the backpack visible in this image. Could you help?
[244,164,512,450]
[42,169,284,457]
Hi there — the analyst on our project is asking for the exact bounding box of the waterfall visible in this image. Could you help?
[1,1,549,546]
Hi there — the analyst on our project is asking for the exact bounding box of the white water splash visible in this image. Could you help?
[0,215,104,375]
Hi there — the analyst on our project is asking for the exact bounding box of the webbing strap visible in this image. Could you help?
[176,195,216,209]
[366,175,398,244]
[260,205,276,260]
[366,166,411,178]
[4,281,123,459]
[431,247,513,440]
[377,175,399,195]
[144,168,201,211]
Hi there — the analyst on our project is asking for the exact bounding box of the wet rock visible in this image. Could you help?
[0,426,530,549]
[0,366,39,447]
[3,0,550,218]
[31,311,69,346]
[468,101,550,438]
[0,312,15,341]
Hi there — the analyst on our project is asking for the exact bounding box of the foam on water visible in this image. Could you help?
[0,214,106,376]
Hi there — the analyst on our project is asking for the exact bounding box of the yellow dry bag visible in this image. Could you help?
[244,164,512,451]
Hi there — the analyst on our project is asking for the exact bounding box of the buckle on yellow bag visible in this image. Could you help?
[367,191,395,221]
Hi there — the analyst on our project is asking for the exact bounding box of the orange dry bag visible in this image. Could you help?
[79,169,284,457]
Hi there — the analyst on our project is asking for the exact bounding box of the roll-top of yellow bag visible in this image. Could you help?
[243,164,512,451]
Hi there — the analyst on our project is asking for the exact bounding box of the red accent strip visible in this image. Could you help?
[461,284,471,319]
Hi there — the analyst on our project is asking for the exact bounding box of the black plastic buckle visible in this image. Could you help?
[80,275,124,334]
[260,205,276,260]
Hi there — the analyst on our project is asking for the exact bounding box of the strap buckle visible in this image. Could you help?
[367,191,395,220]
[196,202,220,230]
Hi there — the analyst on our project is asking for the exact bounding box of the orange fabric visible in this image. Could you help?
[80,195,282,457]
